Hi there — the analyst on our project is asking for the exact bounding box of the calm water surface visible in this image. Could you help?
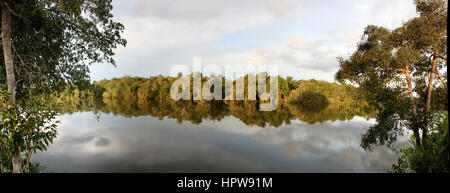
[33,111,401,172]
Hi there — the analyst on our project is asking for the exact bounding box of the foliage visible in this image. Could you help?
[391,113,449,173]
[48,83,104,114]
[0,0,127,99]
[0,87,59,173]
[287,79,364,105]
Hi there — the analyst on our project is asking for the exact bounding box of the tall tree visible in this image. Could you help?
[1,2,14,103]
[406,0,447,134]
[389,26,424,146]
[1,0,17,173]
[0,0,126,173]
[336,25,422,148]
[336,0,447,150]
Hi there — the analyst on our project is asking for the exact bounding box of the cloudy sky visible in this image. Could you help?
[89,0,418,82]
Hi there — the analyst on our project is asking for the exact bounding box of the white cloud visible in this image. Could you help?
[265,0,308,17]
[90,0,419,82]
[354,0,418,28]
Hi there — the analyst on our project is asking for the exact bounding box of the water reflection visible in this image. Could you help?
[60,95,377,127]
[32,99,398,172]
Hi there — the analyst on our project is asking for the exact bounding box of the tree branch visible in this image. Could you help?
[3,2,24,20]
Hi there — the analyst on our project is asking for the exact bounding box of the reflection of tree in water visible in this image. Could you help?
[58,93,376,127]
[52,75,378,127]
[292,91,329,114]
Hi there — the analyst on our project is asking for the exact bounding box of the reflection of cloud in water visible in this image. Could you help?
[216,118,399,172]
[95,138,111,147]
[33,112,399,172]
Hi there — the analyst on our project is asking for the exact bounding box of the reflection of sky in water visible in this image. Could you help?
[33,112,401,172]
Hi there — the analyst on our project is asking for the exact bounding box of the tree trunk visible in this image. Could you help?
[405,65,421,146]
[12,151,22,173]
[2,1,21,173]
[2,2,16,104]
[423,53,437,139]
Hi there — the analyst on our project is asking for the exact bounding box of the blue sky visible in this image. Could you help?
[89,0,418,82]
